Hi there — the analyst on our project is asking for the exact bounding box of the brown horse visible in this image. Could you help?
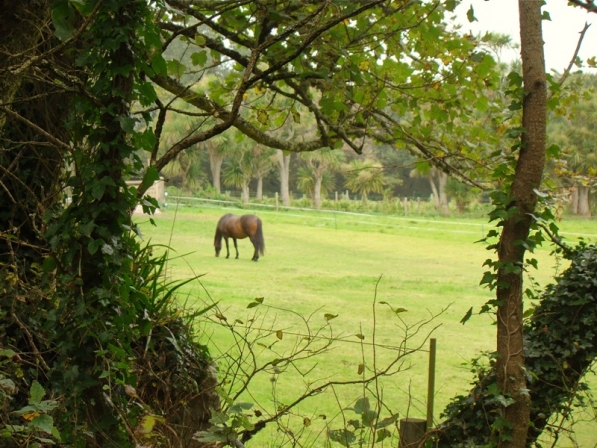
[214,213,265,261]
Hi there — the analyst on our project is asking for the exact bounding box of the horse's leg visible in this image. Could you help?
[233,238,239,259]
[224,237,230,259]
[250,238,259,261]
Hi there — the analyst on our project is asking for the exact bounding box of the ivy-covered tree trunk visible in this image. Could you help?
[495,1,546,445]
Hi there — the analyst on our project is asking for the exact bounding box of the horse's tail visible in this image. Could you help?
[254,218,265,256]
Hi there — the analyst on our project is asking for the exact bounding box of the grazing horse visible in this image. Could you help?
[214,213,265,261]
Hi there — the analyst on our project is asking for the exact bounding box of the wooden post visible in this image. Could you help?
[417,197,421,213]
[403,197,408,216]
[275,192,279,211]
[399,418,426,448]
[427,338,436,430]
[335,191,338,204]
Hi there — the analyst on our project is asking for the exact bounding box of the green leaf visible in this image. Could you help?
[229,402,253,414]
[466,5,477,23]
[139,166,160,194]
[29,381,45,405]
[191,51,208,66]
[151,54,168,77]
[376,427,392,442]
[460,307,473,325]
[117,115,137,133]
[138,414,165,434]
[30,414,54,435]
[42,257,57,272]
[328,428,357,447]
[257,110,268,125]
[166,59,186,78]
[136,81,158,106]
[354,397,370,414]
[52,1,75,41]
[361,408,378,427]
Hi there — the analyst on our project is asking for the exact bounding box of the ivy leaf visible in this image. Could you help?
[150,54,168,77]
[139,166,160,195]
[136,81,158,106]
[117,115,137,133]
[52,1,76,41]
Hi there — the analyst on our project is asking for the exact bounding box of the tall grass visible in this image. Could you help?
[135,205,597,447]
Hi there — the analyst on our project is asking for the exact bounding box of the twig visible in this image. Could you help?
[535,222,572,256]
[10,310,50,372]
[555,22,591,90]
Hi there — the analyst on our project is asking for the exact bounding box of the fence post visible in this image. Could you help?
[403,197,408,216]
[275,192,279,212]
[427,338,436,430]
[398,418,426,448]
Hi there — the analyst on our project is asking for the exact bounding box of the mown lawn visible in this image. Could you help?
[135,204,597,447]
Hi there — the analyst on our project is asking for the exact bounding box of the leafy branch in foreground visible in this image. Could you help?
[194,283,445,447]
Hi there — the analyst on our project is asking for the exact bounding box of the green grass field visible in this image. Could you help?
[135,204,597,447]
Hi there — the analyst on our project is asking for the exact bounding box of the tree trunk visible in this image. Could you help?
[428,175,440,209]
[242,181,250,204]
[314,175,322,210]
[256,176,263,200]
[570,185,579,214]
[438,171,449,213]
[276,149,291,206]
[209,151,223,193]
[577,184,591,216]
[495,2,546,446]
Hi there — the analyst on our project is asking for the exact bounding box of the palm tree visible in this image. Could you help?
[344,159,386,206]
[297,148,344,209]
